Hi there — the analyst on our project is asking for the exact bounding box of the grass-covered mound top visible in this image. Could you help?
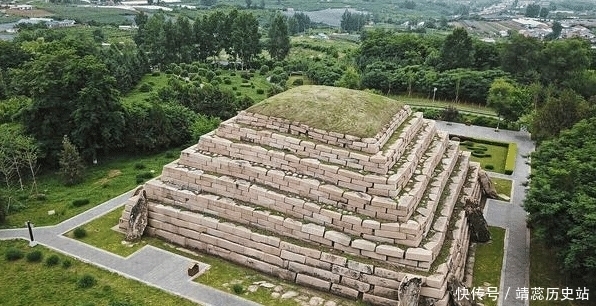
[247,85,403,138]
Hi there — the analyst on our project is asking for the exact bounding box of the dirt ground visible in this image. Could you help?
[6,8,54,18]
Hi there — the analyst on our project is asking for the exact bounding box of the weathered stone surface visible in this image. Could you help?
[464,198,491,243]
[398,275,422,306]
[448,275,480,306]
[477,169,498,199]
[125,187,149,241]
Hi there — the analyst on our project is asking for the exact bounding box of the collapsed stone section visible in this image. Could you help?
[120,103,482,306]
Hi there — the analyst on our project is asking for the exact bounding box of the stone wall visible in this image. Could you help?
[233,106,412,155]
[215,113,425,175]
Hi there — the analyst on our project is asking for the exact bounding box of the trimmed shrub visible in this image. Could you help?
[256,89,264,95]
[26,250,43,262]
[62,259,72,269]
[151,71,161,76]
[73,227,87,239]
[223,78,232,85]
[5,248,24,261]
[474,145,488,151]
[485,164,494,170]
[292,78,304,86]
[45,254,60,266]
[232,86,238,91]
[232,284,244,294]
[259,65,269,74]
[504,142,517,175]
[77,274,97,288]
[72,199,90,207]
[471,151,491,158]
[134,163,146,170]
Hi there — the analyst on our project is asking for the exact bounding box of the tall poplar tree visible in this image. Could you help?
[267,14,290,61]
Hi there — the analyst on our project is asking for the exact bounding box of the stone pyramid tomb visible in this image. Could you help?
[120,85,482,305]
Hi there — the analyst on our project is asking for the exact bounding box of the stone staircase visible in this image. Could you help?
[120,87,482,306]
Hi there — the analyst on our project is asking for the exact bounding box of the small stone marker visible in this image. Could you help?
[187,262,200,276]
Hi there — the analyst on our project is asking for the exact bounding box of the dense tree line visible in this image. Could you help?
[134,10,261,68]
[340,10,368,34]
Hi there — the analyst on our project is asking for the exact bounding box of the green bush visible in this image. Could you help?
[5,248,24,261]
[134,163,146,170]
[259,65,269,74]
[26,250,43,262]
[73,227,87,239]
[151,71,161,76]
[256,89,264,94]
[232,284,244,294]
[135,172,153,183]
[62,259,72,269]
[45,254,60,266]
[72,199,90,207]
[292,78,304,86]
[461,140,474,146]
[223,78,232,85]
[474,145,488,151]
[504,142,517,175]
[77,274,97,289]
[485,164,494,170]
[232,86,238,91]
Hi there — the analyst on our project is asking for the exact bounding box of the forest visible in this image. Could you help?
[1,7,596,289]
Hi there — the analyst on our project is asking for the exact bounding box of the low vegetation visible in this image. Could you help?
[0,240,199,306]
[491,178,513,200]
[472,226,506,306]
[457,139,509,174]
[248,85,403,137]
[1,150,179,228]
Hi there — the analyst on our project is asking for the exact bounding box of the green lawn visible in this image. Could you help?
[68,208,363,306]
[491,177,512,201]
[458,140,509,174]
[0,240,199,306]
[1,150,179,228]
[472,226,505,306]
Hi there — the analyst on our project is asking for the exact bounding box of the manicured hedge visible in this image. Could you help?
[505,142,517,175]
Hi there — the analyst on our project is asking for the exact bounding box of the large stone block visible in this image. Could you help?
[296,273,331,291]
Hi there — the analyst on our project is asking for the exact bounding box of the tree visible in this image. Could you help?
[231,12,261,68]
[335,66,360,89]
[267,14,290,61]
[59,135,85,186]
[540,38,590,85]
[340,10,367,33]
[501,33,542,84]
[439,27,473,71]
[532,89,591,142]
[487,78,531,123]
[524,117,596,286]
[525,4,541,17]
[539,7,549,18]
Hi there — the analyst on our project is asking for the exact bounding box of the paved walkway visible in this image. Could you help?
[0,190,260,306]
[435,121,534,306]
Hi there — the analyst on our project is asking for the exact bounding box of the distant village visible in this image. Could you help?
[1,0,596,45]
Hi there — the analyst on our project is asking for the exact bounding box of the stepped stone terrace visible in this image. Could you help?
[120,85,482,305]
